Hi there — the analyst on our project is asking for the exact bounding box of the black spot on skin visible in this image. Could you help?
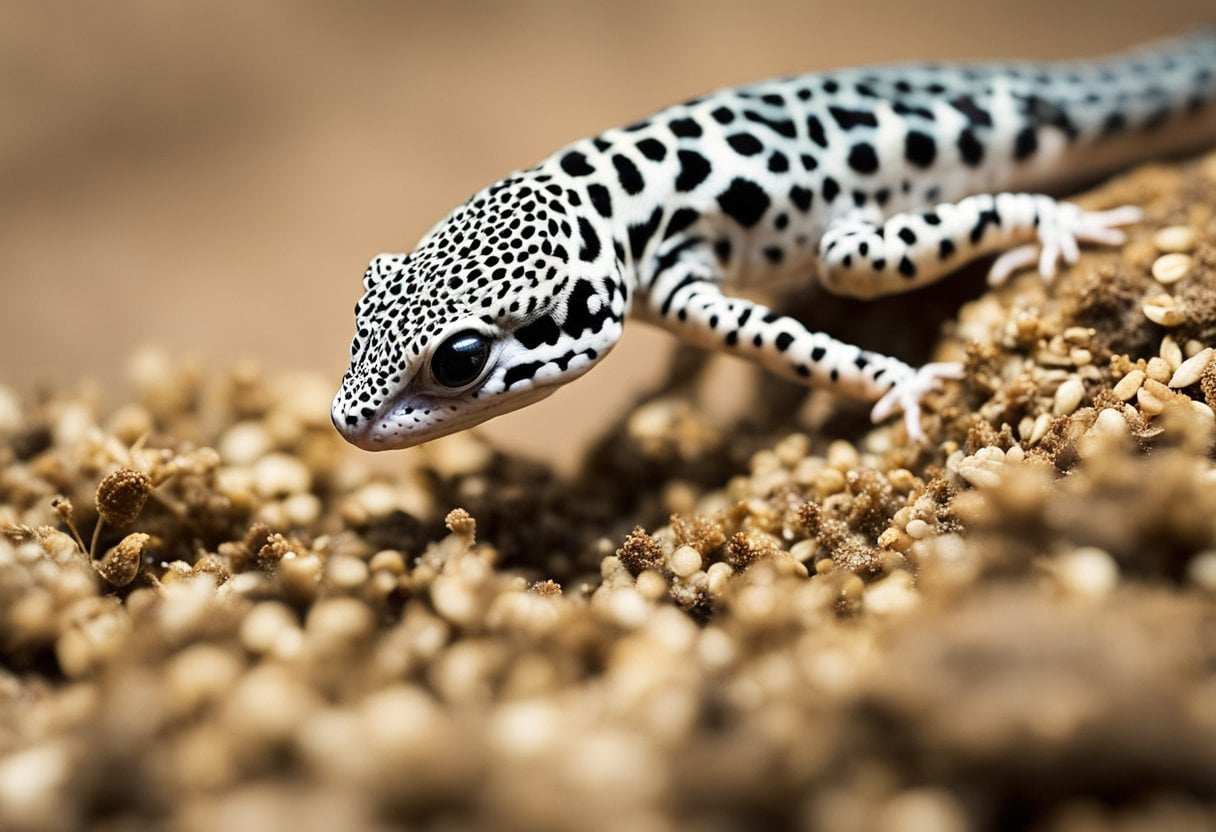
[949,94,993,126]
[669,117,703,138]
[829,105,878,130]
[939,238,956,259]
[810,346,826,362]
[727,133,764,156]
[612,154,644,195]
[504,360,544,389]
[714,238,732,263]
[957,129,984,166]
[789,186,813,212]
[806,115,828,148]
[763,246,783,264]
[774,213,789,230]
[1102,112,1126,136]
[664,207,700,240]
[587,183,613,218]
[847,143,879,174]
[795,365,810,378]
[562,278,612,337]
[875,188,891,207]
[898,227,917,245]
[628,206,664,261]
[905,130,936,167]
[650,236,704,284]
[761,93,784,106]
[636,138,667,161]
[592,138,612,152]
[970,208,1000,244]
[822,79,839,93]
[1013,126,1038,161]
[560,151,594,177]
[774,332,794,351]
[675,150,711,192]
[894,101,935,120]
[515,315,562,348]
[743,110,797,138]
[577,217,601,262]
[767,151,789,172]
[716,178,771,229]
[725,331,738,346]
[822,177,840,203]
[898,257,916,277]
[872,259,885,271]
[924,212,941,225]
[712,106,735,124]
[800,154,817,171]
[659,274,701,317]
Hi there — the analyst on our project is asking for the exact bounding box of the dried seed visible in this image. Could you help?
[96,468,152,526]
[1143,294,1184,327]
[1112,369,1146,401]
[1169,348,1214,389]
[96,532,149,586]
[1160,335,1183,370]
[1151,252,1192,284]
[1152,225,1197,253]
[1053,377,1085,416]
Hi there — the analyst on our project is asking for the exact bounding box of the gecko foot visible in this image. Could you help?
[988,203,1142,286]
[870,362,965,441]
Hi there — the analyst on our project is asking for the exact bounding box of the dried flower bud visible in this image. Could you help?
[444,507,476,541]
[96,532,149,586]
[96,468,152,526]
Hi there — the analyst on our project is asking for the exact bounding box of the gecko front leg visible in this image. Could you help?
[643,257,961,439]
[816,194,1141,300]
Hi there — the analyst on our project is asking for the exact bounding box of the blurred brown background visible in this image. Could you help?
[2,1,1212,463]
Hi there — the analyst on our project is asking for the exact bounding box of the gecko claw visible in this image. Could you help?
[987,203,1142,286]
[871,362,965,441]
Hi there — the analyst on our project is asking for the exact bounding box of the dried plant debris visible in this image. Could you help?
[4,154,1216,831]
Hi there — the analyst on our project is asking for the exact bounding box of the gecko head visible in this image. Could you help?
[332,176,626,451]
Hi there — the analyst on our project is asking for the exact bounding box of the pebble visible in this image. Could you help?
[1152,225,1197,253]
[252,453,312,497]
[218,422,274,465]
[1168,348,1213,389]
[668,545,702,578]
[326,555,369,591]
[1151,252,1193,284]
[1145,356,1172,384]
[706,562,733,596]
[1136,382,1169,415]
[604,588,651,629]
[904,518,930,540]
[239,602,299,654]
[0,385,20,433]
[1056,547,1119,598]
[1187,551,1216,591]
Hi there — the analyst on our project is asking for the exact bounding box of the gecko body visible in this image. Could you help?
[333,32,1216,448]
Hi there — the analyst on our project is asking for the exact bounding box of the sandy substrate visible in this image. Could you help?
[4,153,1216,831]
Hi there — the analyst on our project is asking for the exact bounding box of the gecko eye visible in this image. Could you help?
[431,330,491,388]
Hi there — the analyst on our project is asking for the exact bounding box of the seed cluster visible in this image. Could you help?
[3,154,1216,830]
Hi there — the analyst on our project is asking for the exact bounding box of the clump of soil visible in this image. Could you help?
[4,153,1216,832]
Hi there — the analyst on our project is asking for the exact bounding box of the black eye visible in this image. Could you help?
[431,330,491,388]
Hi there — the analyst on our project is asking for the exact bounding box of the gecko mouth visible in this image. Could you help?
[336,385,558,451]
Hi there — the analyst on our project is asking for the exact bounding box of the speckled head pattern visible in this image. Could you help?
[333,174,627,449]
